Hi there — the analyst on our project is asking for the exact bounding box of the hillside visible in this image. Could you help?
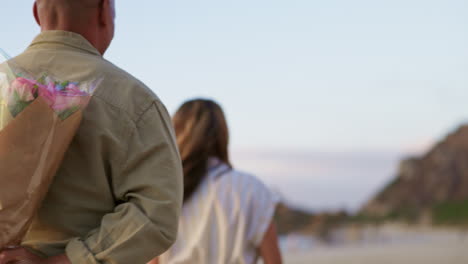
[275,203,348,238]
[361,125,468,224]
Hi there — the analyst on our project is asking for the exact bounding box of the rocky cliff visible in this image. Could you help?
[362,125,468,224]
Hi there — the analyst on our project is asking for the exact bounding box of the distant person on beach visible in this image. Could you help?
[0,0,183,263]
[149,99,282,264]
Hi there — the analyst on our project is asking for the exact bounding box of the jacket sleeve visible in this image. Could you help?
[65,101,183,264]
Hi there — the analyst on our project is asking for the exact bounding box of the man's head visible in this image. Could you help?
[33,0,116,55]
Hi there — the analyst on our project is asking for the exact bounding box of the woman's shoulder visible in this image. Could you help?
[215,167,273,197]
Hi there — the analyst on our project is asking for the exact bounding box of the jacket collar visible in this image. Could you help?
[28,30,102,57]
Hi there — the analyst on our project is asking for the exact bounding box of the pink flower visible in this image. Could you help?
[37,81,56,107]
[66,83,79,92]
[51,93,89,112]
[34,79,90,114]
[10,77,36,102]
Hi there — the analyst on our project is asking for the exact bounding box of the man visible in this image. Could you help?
[0,0,183,263]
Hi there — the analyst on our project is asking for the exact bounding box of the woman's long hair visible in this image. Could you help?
[173,99,232,203]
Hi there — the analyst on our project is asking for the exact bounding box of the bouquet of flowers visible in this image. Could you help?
[0,50,102,247]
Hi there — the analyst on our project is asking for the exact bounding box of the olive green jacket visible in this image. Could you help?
[15,31,183,264]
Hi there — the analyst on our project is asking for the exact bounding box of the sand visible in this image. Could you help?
[283,227,468,264]
[285,242,468,264]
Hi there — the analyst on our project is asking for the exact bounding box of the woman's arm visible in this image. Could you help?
[259,221,283,264]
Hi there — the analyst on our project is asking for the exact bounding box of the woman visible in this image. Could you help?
[150,99,282,264]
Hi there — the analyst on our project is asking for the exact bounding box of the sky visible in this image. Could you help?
[2,0,468,210]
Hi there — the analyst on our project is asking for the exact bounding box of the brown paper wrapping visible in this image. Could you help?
[0,96,83,247]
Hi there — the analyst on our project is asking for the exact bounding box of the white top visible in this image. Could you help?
[159,158,279,264]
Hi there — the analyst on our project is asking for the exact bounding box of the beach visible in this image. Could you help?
[282,226,468,264]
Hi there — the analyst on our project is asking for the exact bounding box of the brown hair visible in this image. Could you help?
[173,99,232,203]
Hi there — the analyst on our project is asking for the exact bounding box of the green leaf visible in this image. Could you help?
[57,105,80,120]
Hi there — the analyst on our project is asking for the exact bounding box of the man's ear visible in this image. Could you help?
[33,2,41,26]
[99,0,113,26]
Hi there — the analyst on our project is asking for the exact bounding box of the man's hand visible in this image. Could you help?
[0,247,71,264]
